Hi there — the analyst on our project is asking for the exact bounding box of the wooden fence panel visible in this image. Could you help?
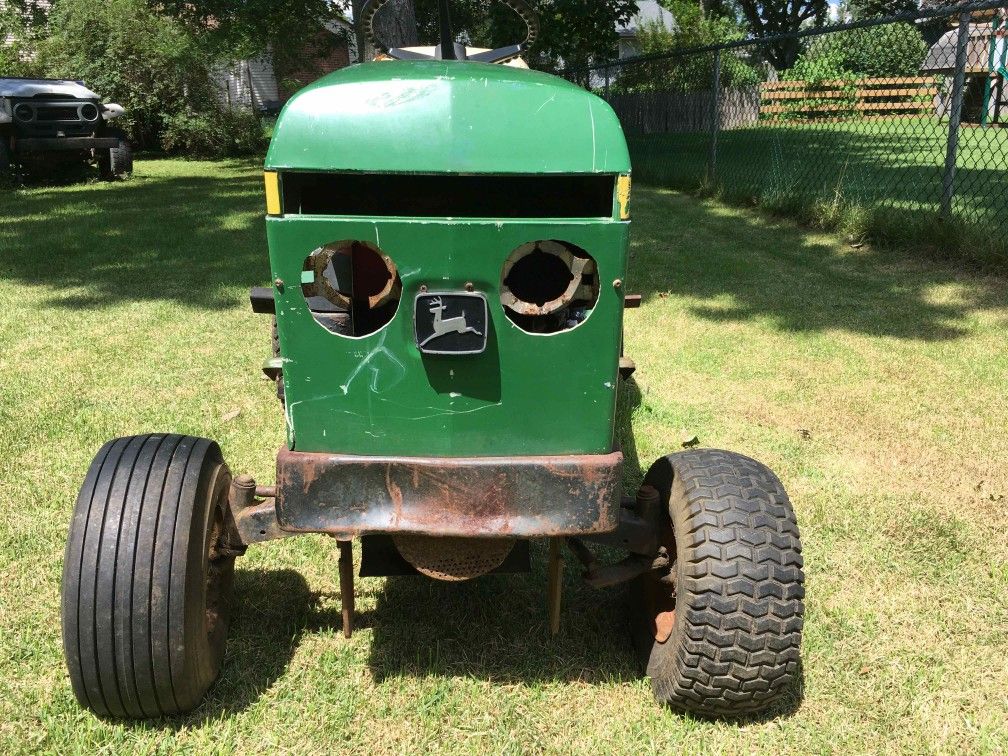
[605,86,761,135]
[759,76,939,120]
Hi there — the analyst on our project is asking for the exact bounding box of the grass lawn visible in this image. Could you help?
[1,159,1007,752]
[628,117,1008,250]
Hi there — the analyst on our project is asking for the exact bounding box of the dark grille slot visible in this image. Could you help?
[37,106,80,121]
[280,173,615,218]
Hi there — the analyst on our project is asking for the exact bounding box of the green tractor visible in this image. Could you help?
[61,0,804,720]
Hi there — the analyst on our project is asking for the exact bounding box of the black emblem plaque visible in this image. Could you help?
[414,292,488,355]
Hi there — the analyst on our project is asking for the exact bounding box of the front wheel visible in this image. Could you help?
[98,129,132,180]
[61,434,234,717]
[631,449,805,718]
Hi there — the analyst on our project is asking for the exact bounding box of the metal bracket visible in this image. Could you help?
[227,475,297,547]
[546,536,564,635]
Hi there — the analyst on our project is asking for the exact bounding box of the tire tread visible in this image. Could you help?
[61,434,230,718]
[645,449,805,717]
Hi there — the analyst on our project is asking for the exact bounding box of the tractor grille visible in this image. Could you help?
[36,105,81,121]
[280,172,616,218]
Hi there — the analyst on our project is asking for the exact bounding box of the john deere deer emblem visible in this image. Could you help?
[414,293,488,355]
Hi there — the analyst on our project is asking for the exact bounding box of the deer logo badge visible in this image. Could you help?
[418,296,484,348]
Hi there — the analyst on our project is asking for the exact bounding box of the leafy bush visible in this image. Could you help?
[776,23,926,121]
[39,0,265,156]
[0,4,42,78]
[161,107,268,158]
[780,40,858,119]
[792,22,927,80]
[839,23,927,78]
[41,0,219,149]
[613,1,761,94]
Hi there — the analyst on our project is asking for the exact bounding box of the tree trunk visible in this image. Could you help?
[370,0,419,52]
[351,0,369,63]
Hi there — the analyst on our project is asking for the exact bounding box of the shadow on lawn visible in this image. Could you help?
[3,159,1003,338]
[364,545,803,722]
[629,185,1006,342]
[0,163,270,311]
[160,568,336,724]
[162,556,801,724]
[365,543,638,687]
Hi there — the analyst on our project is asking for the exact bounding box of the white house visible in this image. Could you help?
[617,0,678,59]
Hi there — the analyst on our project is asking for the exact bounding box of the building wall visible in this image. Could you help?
[212,55,281,112]
[275,31,352,101]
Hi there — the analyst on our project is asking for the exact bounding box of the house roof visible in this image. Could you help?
[921,22,1000,74]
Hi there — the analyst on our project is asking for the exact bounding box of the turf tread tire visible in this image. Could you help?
[61,434,233,718]
[636,449,804,718]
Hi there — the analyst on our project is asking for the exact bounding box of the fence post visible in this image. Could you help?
[941,11,971,218]
[708,49,721,185]
[604,66,611,99]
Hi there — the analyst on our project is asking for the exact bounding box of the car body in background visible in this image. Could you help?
[0,78,132,180]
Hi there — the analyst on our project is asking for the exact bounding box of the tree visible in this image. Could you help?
[353,0,418,60]
[736,0,829,69]
[150,0,346,63]
[0,0,51,77]
[848,0,917,20]
[42,0,219,147]
[412,0,639,73]
[614,2,760,93]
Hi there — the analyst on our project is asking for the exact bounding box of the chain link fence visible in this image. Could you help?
[566,1,1008,262]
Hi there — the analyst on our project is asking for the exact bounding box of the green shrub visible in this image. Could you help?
[792,22,927,80]
[0,4,42,78]
[839,23,927,78]
[778,23,926,121]
[613,1,761,94]
[41,0,223,150]
[161,107,268,158]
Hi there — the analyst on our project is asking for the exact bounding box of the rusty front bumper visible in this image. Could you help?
[275,447,624,537]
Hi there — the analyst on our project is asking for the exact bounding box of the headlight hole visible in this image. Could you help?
[500,240,599,334]
[300,240,401,337]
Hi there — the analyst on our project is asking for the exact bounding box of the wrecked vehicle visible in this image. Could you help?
[0,78,131,180]
[61,0,804,719]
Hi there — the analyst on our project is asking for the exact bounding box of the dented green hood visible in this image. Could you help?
[264,60,629,175]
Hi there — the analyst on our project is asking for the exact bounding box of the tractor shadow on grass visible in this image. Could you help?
[145,567,345,726]
[150,561,801,725]
[363,545,803,722]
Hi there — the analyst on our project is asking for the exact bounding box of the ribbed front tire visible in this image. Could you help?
[632,449,805,718]
[61,434,234,717]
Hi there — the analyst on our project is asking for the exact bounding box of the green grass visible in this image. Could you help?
[2,160,1007,752]
[629,117,1008,266]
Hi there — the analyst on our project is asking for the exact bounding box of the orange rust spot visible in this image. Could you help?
[654,610,675,643]
[385,465,403,524]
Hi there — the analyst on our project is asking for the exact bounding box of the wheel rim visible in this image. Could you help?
[650,521,677,643]
[203,477,232,649]
[635,482,678,645]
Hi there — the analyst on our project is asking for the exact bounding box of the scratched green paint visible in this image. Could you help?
[265,60,630,175]
[265,60,631,456]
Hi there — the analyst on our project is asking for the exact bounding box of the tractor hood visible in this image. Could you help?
[0,78,100,99]
[265,60,630,175]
